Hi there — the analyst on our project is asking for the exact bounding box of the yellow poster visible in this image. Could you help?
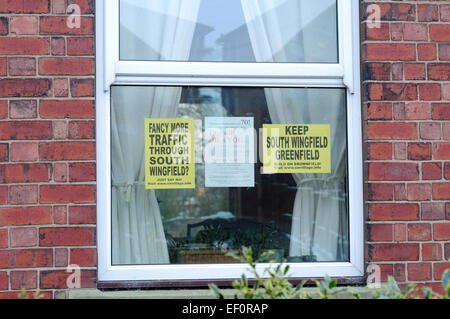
[262,124,331,174]
[145,118,195,189]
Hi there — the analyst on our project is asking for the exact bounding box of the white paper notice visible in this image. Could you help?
[204,117,255,187]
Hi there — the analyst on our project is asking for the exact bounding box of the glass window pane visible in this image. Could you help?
[119,0,338,63]
[110,85,349,265]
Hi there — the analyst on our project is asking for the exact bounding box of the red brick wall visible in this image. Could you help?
[0,0,96,299]
[362,0,450,291]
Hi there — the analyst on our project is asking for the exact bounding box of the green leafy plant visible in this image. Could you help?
[17,287,44,299]
[209,246,307,299]
[209,246,450,300]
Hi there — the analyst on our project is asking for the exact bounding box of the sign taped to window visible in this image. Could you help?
[145,118,195,189]
[262,124,331,174]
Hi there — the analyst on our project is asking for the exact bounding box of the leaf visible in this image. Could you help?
[388,276,400,293]
[209,284,225,299]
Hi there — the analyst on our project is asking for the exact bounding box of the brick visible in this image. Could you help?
[39,58,94,76]
[370,203,419,221]
[396,143,407,160]
[0,143,9,162]
[407,263,432,281]
[0,79,51,98]
[40,16,94,35]
[0,229,7,248]
[393,264,406,282]
[68,121,95,139]
[53,205,67,225]
[39,227,95,246]
[404,64,426,81]
[0,100,6,118]
[0,272,7,290]
[368,142,391,160]
[9,142,38,162]
[403,23,428,41]
[53,163,67,182]
[419,122,441,140]
[422,162,442,180]
[52,0,66,13]
[444,123,450,140]
[393,184,405,201]
[391,63,403,81]
[51,37,65,56]
[53,78,68,97]
[0,0,50,13]
[69,206,96,225]
[0,38,49,55]
[10,16,38,35]
[367,123,417,140]
[446,162,450,180]
[432,104,450,120]
[11,228,37,247]
[368,224,392,242]
[55,248,68,267]
[369,244,419,261]
[39,142,95,160]
[368,183,393,201]
[407,143,431,161]
[434,262,450,281]
[408,223,431,241]
[394,224,406,242]
[428,63,450,81]
[0,185,6,205]
[419,83,441,101]
[3,163,50,183]
[390,23,403,41]
[430,25,450,42]
[439,44,450,61]
[69,162,95,182]
[52,120,68,140]
[14,249,53,268]
[9,100,37,119]
[422,243,442,261]
[40,269,96,289]
[0,17,7,35]
[70,248,96,266]
[368,163,419,181]
[8,185,38,204]
[10,271,37,290]
[365,44,415,61]
[67,0,94,14]
[39,185,95,203]
[67,37,94,56]
[442,5,450,22]
[433,143,450,160]
[0,250,13,268]
[40,100,95,118]
[0,206,52,226]
[446,243,450,260]
[70,79,94,97]
[418,4,438,22]
[418,44,436,61]
[367,83,417,101]
[393,102,406,120]
[433,223,450,240]
[407,183,432,201]
[8,57,36,76]
[367,103,392,120]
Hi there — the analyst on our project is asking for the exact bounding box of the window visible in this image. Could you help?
[97,0,363,284]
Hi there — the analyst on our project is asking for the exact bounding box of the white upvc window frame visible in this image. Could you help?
[96,0,364,283]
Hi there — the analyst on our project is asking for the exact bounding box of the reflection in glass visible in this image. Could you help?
[111,86,349,265]
[119,0,338,63]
